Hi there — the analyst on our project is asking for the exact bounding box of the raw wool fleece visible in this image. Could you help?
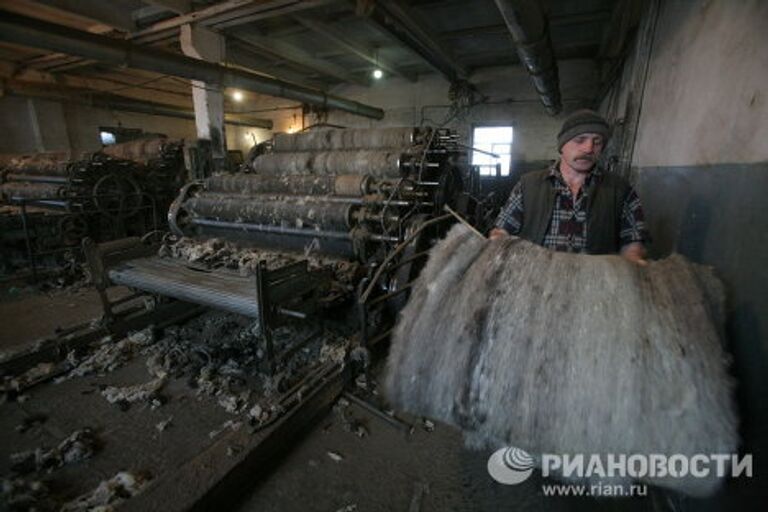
[384,224,738,497]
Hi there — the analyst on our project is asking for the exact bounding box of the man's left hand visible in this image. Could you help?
[621,242,648,266]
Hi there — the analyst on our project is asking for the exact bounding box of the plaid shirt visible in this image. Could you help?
[495,161,648,253]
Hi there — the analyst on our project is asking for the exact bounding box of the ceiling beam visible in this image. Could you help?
[0,60,194,107]
[6,0,137,32]
[294,16,417,82]
[130,0,335,44]
[228,29,370,87]
[227,46,331,90]
[358,0,467,83]
[0,0,115,32]
[0,11,385,119]
[5,82,273,129]
[142,0,192,15]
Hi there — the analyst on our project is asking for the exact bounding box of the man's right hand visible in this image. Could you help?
[488,228,509,240]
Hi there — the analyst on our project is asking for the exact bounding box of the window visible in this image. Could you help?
[100,130,117,145]
[98,126,147,146]
[471,126,513,176]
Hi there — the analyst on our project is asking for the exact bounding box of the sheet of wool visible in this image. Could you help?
[385,224,738,496]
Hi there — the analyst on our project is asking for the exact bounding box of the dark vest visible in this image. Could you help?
[518,168,631,255]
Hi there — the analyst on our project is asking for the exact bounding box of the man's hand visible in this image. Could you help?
[488,228,509,240]
[621,242,648,266]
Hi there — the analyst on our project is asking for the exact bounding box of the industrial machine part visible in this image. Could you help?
[170,126,464,260]
[0,137,185,280]
[89,126,467,376]
[0,127,471,510]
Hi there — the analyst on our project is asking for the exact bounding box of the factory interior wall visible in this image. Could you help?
[330,60,600,167]
[0,61,598,168]
[605,1,767,506]
[0,95,267,156]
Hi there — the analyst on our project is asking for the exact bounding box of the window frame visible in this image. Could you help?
[470,123,515,178]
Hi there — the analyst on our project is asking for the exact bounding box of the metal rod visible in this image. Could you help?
[456,142,500,158]
[384,250,430,273]
[443,204,486,239]
[191,218,353,240]
[276,307,308,320]
[367,327,393,347]
[342,391,414,433]
[19,202,38,284]
[360,213,452,304]
[368,283,414,307]
[191,218,399,243]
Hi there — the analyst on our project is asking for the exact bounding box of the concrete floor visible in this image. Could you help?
[235,373,665,512]
[0,284,131,354]
[0,285,715,512]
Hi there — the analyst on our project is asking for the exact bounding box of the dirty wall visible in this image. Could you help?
[601,1,768,507]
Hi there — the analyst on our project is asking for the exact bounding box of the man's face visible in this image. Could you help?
[560,132,604,173]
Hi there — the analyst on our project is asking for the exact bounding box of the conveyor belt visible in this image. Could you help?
[108,256,261,317]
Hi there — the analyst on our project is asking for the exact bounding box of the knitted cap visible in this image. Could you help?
[557,109,610,151]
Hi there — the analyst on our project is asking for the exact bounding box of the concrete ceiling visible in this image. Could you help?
[0,0,621,114]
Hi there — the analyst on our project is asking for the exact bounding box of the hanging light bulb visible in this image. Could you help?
[371,47,383,80]
[232,90,244,102]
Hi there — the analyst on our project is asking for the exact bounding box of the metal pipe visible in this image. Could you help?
[493,0,562,114]
[0,10,384,120]
[6,89,272,129]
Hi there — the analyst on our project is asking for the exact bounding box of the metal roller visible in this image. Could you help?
[108,256,261,317]
[7,156,71,177]
[251,150,404,178]
[0,182,65,200]
[185,194,354,231]
[273,127,422,152]
[333,174,372,196]
[5,173,69,185]
[206,173,373,197]
[206,174,335,196]
[101,137,180,165]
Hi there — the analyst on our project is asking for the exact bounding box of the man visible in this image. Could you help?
[489,109,648,264]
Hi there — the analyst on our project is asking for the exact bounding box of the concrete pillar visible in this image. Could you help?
[180,24,227,173]
[26,98,72,152]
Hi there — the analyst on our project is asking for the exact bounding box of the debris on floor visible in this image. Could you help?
[155,416,173,432]
[333,398,369,438]
[54,307,351,425]
[62,328,155,380]
[59,471,151,512]
[100,377,166,406]
[2,362,57,393]
[326,451,344,462]
[9,428,99,475]
[15,413,48,434]
[209,419,242,439]
[1,477,55,512]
